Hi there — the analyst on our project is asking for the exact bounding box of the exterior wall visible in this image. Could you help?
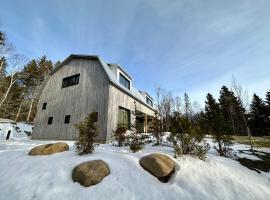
[106,85,155,141]
[32,58,110,141]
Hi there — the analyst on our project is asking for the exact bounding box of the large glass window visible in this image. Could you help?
[119,73,130,90]
[62,74,80,88]
[118,107,130,128]
[146,96,153,107]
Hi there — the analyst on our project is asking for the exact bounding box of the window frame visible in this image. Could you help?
[119,72,130,90]
[118,107,131,129]
[146,96,153,107]
[62,74,80,88]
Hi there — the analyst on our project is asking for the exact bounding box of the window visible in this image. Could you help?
[62,74,80,88]
[118,107,130,128]
[119,73,130,90]
[64,115,71,124]
[48,117,53,125]
[42,103,47,110]
[146,96,153,107]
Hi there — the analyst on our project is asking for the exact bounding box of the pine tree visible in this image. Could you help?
[74,112,99,155]
[205,93,233,156]
[219,86,246,135]
[184,92,192,119]
[150,110,163,145]
[128,101,148,152]
[0,30,4,46]
[21,56,53,121]
[112,123,128,147]
[265,90,270,134]
[249,94,268,136]
[169,113,209,160]
[219,86,235,134]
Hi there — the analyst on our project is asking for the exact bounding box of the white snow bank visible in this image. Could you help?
[0,139,269,200]
[0,121,32,140]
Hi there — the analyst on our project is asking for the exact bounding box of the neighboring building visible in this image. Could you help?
[32,54,155,142]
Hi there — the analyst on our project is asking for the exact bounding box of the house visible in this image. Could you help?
[32,54,155,142]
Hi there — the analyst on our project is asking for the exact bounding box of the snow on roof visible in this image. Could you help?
[98,56,153,109]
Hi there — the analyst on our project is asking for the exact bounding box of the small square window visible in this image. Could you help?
[48,117,53,125]
[42,103,47,110]
[64,115,71,124]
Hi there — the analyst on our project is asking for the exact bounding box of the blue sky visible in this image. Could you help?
[1,0,270,105]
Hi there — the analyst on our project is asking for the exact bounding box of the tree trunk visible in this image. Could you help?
[0,59,3,75]
[218,141,224,156]
[15,102,22,122]
[241,111,255,153]
[229,111,237,136]
[0,76,15,109]
[27,98,35,122]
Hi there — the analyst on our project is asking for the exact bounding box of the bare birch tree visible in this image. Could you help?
[231,76,255,152]
[0,54,27,109]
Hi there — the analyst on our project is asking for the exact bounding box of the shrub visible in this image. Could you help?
[213,134,233,156]
[150,110,163,145]
[169,116,209,160]
[74,112,99,155]
[112,123,128,147]
[128,123,148,153]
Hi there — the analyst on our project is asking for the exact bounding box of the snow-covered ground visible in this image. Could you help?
[0,122,269,200]
[0,121,32,140]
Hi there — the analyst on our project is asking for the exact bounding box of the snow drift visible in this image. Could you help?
[0,139,269,200]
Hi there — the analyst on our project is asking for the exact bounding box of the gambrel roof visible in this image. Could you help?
[49,54,154,110]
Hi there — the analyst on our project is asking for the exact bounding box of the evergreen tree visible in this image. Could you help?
[0,30,4,46]
[249,94,268,136]
[128,101,148,152]
[169,113,209,160]
[219,86,235,134]
[150,110,163,145]
[112,123,128,147]
[21,56,53,121]
[184,92,191,118]
[219,86,246,135]
[265,90,270,134]
[74,112,99,155]
[205,93,233,156]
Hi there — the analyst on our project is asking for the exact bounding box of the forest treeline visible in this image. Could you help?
[1,29,270,137]
[154,84,270,137]
[0,29,57,121]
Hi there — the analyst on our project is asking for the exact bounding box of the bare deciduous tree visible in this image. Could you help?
[0,54,27,109]
[231,76,256,152]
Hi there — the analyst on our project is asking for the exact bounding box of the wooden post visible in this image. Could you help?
[144,114,148,133]
[6,130,11,140]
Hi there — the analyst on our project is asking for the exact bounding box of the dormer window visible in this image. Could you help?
[119,73,130,90]
[146,96,153,107]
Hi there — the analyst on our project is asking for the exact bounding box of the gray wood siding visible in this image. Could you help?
[32,58,110,141]
[106,85,155,141]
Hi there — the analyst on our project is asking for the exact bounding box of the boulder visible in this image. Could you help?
[139,153,175,182]
[29,142,69,155]
[72,160,110,187]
